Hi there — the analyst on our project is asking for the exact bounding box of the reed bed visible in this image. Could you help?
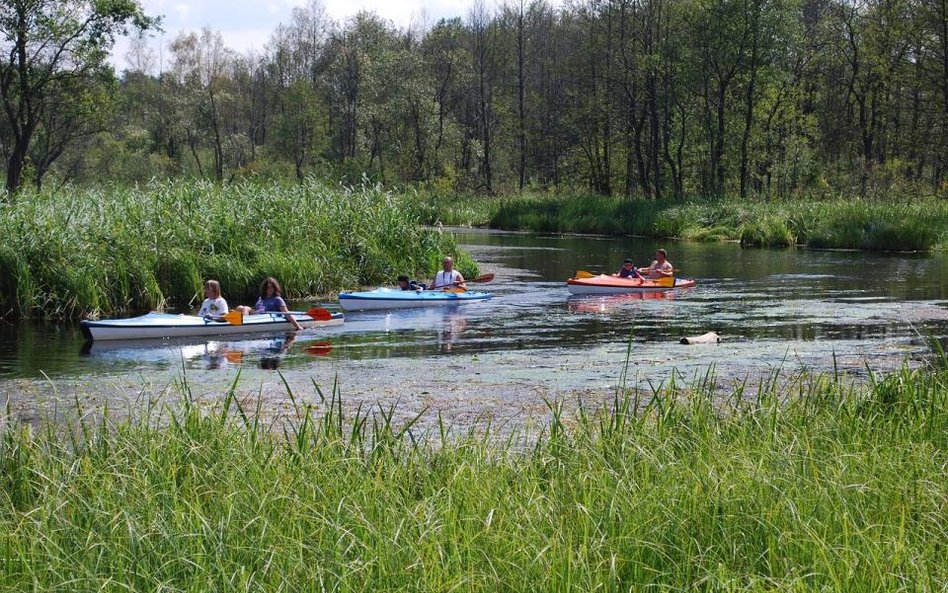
[1,361,947,591]
[421,193,948,252]
[0,181,466,318]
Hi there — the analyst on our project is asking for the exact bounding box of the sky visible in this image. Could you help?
[111,0,492,72]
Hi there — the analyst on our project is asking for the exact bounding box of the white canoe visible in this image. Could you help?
[338,287,492,311]
[80,310,344,341]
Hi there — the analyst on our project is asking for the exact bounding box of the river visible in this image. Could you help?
[3,230,947,430]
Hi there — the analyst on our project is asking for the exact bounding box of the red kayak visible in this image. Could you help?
[566,274,697,295]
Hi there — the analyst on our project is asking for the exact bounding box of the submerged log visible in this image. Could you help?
[680,331,721,345]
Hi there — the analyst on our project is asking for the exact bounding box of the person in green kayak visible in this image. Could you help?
[198,279,229,318]
[429,256,466,290]
[616,258,644,279]
[641,249,675,279]
[235,276,303,330]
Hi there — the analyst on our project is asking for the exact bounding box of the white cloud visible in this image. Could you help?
[111,0,523,72]
[172,3,191,22]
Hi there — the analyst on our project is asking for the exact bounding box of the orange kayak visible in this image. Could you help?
[566,274,697,295]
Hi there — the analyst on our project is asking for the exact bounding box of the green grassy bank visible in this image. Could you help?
[0,181,474,319]
[2,362,947,590]
[421,193,948,252]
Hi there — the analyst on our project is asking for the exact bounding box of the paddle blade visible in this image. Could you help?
[444,287,467,293]
[654,276,675,287]
[575,270,596,279]
[304,341,333,356]
[471,273,495,283]
[306,307,333,321]
[221,311,243,325]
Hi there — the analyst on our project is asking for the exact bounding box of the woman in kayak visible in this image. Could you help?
[236,277,302,330]
[642,249,675,279]
[616,258,644,279]
[429,256,466,290]
[198,279,229,318]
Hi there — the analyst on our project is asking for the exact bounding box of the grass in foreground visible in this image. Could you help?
[2,361,947,591]
[0,180,474,318]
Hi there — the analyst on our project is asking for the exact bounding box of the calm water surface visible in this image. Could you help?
[2,231,947,418]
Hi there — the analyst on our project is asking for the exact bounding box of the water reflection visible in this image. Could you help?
[79,333,332,371]
[566,290,677,314]
[258,334,296,370]
[437,307,468,353]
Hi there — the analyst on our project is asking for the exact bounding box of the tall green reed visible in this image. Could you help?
[2,360,947,591]
[427,192,948,252]
[0,180,465,318]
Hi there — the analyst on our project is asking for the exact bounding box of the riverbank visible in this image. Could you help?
[0,180,475,319]
[2,359,946,590]
[419,193,948,252]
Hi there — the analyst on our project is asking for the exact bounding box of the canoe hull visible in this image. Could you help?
[338,288,492,311]
[566,275,696,295]
[81,311,344,341]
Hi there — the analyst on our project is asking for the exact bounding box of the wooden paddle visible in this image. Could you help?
[438,272,495,292]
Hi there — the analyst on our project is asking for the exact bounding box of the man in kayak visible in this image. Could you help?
[397,275,427,291]
[642,249,675,279]
[430,256,466,290]
[616,258,644,279]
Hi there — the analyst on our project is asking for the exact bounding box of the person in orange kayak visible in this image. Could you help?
[429,256,466,290]
[642,249,674,279]
[616,258,644,279]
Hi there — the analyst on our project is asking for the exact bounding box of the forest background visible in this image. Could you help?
[2,0,946,202]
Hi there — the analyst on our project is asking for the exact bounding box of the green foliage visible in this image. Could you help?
[433,194,948,253]
[739,216,796,247]
[0,180,465,318]
[1,363,947,589]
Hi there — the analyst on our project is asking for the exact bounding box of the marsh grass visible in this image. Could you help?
[2,360,947,591]
[424,193,948,252]
[0,180,466,318]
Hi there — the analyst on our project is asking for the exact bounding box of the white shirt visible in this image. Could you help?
[432,270,463,289]
[198,297,229,317]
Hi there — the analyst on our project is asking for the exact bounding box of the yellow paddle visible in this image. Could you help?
[215,307,332,326]
[219,311,243,325]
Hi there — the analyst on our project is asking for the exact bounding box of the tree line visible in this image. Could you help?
[2,0,946,200]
